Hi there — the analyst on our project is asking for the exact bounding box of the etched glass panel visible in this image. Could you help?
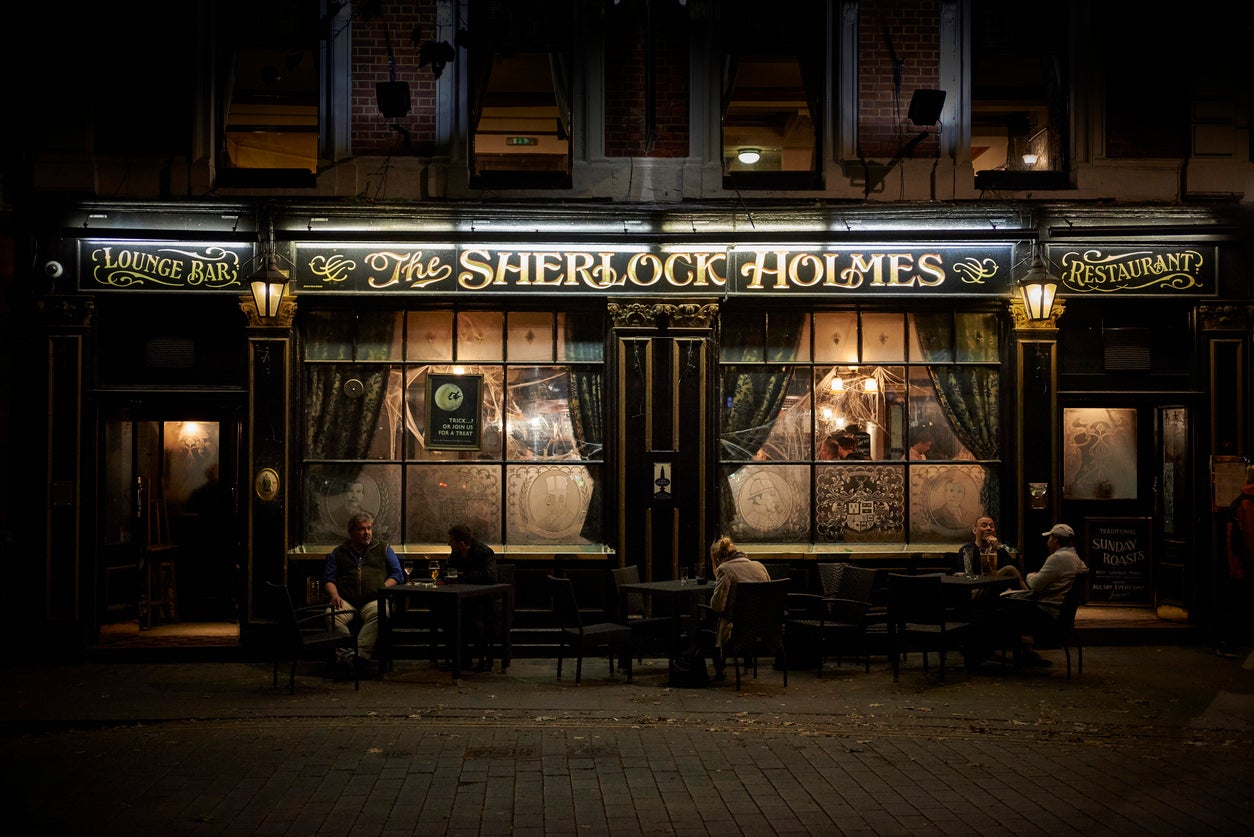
[812,311,859,363]
[405,463,502,543]
[719,464,810,542]
[507,311,553,362]
[505,463,598,544]
[406,311,454,361]
[457,311,504,361]
[306,463,401,544]
[861,313,906,362]
[909,464,997,542]
[815,463,906,543]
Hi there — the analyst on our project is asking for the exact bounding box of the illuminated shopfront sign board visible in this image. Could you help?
[75,240,1217,298]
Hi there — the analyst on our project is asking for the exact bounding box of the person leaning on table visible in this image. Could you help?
[998,522,1088,667]
[323,512,405,674]
[701,536,770,683]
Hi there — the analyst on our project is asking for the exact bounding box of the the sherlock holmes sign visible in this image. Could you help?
[290,244,1016,295]
[1084,517,1152,606]
[426,373,483,450]
[76,240,1216,299]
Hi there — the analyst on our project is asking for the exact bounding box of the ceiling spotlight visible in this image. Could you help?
[737,147,762,165]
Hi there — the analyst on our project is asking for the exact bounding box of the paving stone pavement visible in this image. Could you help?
[5,645,1254,836]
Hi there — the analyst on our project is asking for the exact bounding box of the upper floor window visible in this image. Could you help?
[468,1,573,188]
[971,1,1069,190]
[215,0,325,188]
[719,1,825,189]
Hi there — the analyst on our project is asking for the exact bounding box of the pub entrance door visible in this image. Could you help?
[98,400,244,637]
[1056,400,1196,613]
[615,308,716,583]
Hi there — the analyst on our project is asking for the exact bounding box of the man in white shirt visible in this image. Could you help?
[1000,522,1088,666]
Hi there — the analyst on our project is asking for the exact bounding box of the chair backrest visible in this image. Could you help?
[727,578,790,650]
[497,563,516,586]
[266,581,303,647]
[887,573,946,625]
[1057,569,1089,629]
[835,565,877,604]
[547,575,583,631]
[611,564,645,619]
[816,563,846,596]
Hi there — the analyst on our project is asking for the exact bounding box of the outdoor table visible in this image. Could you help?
[377,581,513,683]
[617,578,712,661]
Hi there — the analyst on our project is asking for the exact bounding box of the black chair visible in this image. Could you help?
[1031,569,1088,679]
[611,564,672,661]
[719,578,791,690]
[887,573,970,682]
[546,575,633,685]
[266,581,359,694]
[787,563,875,676]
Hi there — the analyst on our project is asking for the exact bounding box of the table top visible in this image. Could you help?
[379,582,512,598]
[936,573,1014,590]
[619,579,713,595]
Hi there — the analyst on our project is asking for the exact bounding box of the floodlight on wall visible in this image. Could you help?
[907,89,946,127]
[737,147,762,165]
[1018,247,1060,321]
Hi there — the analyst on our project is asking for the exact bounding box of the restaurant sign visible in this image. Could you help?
[1046,244,1217,296]
[289,243,1013,297]
[78,240,250,291]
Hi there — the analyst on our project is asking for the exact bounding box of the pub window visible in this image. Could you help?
[468,1,573,189]
[215,0,330,188]
[719,0,824,189]
[971,1,1070,191]
[301,307,605,548]
[718,309,1001,546]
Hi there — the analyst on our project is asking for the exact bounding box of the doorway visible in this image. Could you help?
[1057,400,1195,615]
[98,403,244,644]
[617,329,714,581]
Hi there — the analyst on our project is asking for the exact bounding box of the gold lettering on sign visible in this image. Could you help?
[90,246,241,288]
[307,252,356,284]
[1058,249,1203,293]
[362,250,452,289]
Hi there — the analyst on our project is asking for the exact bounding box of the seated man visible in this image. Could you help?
[997,522,1088,666]
[323,512,405,673]
[446,523,499,672]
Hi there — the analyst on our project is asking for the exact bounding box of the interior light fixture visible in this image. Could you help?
[1018,247,1060,321]
[830,377,845,392]
[737,147,762,165]
[1022,152,1039,166]
[862,377,879,392]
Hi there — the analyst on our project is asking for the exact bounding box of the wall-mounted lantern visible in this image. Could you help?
[1018,248,1060,321]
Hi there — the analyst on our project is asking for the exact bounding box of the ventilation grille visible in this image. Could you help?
[1103,328,1151,371]
[145,338,195,369]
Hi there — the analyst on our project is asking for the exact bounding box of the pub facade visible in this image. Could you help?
[7,1,1252,654]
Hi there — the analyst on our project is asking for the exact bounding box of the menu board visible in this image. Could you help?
[1084,517,1152,606]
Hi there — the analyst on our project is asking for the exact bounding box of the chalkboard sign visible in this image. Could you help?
[1084,517,1152,606]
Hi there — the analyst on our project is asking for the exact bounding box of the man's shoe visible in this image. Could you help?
[1021,649,1052,667]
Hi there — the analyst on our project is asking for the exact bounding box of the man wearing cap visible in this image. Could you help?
[1000,522,1088,666]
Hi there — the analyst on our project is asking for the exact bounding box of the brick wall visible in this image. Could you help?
[352,2,440,155]
[858,1,941,160]
[603,1,690,158]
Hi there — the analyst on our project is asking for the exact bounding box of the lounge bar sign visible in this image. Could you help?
[79,240,249,291]
[290,243,1013,297]
[1046,244,1217,296]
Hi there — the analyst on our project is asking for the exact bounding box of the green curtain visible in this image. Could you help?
[720,310,805,459]
[305,313,396,471]
[565,314,604,541]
